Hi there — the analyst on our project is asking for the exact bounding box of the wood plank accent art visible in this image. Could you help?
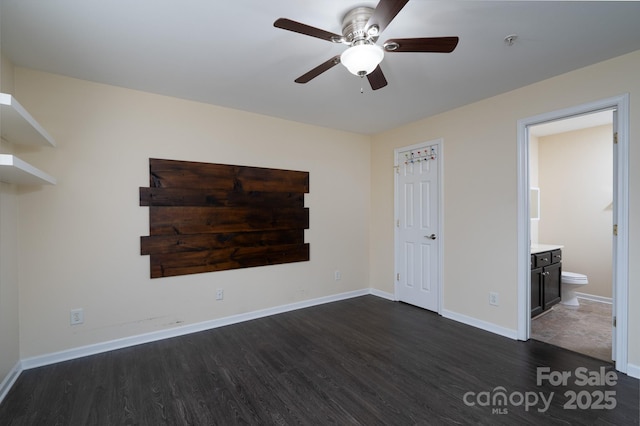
[140,159,309,278]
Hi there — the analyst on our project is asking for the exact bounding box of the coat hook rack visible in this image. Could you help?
[404,147,437,164]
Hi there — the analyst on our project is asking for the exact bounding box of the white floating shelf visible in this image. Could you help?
[0,93,56,147]
[0,154,56,185]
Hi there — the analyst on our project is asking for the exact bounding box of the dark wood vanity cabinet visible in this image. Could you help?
[531,249,562,317]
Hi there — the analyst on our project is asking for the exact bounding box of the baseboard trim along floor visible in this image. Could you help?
[2,287,637,407]
[2,296,638,424]
[20,288,371,372]
[0,362,21,404]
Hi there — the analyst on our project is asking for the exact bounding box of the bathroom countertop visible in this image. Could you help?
[531,243,564,254]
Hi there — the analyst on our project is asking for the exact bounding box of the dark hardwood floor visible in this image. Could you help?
[1,296,638,425]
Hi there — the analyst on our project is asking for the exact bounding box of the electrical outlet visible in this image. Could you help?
[70,308,84,325]
[216,289,224,301]
[489,292,499,306]
[334,270,342,281]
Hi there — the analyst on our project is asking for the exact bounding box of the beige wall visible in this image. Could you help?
[13,68,371,358]
[4,49,640,377]
[370,50,640,369]
[538,125,613,299]
[0,52,21,382]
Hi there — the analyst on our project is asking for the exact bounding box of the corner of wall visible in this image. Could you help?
[0,52,22,389]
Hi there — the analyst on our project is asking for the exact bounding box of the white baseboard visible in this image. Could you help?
[21,288,370,371]
[5,288,635,405]
[575,292,613,304]
[0,361,22,403]
[626,363,640,379]
[369,288,395,301]
[441,309,518,340]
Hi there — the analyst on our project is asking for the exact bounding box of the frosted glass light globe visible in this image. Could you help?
[340,44,384,76]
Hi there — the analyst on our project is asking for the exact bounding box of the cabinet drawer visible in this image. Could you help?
[551,249,562,264]
[535,252,552,267]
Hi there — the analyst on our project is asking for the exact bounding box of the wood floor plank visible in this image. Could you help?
[1,296,638,425]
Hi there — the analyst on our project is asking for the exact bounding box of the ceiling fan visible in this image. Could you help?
[274,0,459,90]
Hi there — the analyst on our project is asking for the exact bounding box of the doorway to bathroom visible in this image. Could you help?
[528,111,613,361]
[516,95,629,374]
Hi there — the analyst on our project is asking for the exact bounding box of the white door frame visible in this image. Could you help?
[516,94,629,373]
[394,139,444,313]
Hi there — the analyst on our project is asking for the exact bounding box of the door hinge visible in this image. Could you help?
[613,132,618,144]
[613,316,617,327]
[396,219,400,228]
[613,224,618,236]
[396,273,400,281]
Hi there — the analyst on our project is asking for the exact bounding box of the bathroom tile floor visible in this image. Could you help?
[531,299,612,362]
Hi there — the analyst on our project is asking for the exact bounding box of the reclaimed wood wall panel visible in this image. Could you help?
[150,244,310,278]
[140,187,304,208]
[140,159,309,278]
[148,206,309,235]
[149,158,309,192]
[140,229,305,255]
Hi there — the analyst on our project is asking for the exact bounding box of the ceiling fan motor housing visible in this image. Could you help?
[342,7,377,45]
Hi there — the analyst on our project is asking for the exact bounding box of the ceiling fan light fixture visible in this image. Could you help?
[340,44,384,76]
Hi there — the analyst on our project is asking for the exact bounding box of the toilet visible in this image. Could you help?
[561,271,588,306]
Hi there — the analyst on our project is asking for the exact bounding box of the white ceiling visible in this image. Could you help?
[2,1,640,135]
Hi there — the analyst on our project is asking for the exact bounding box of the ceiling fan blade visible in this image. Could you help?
[274,18,343,43]
[384,37,459,53]
[366,0,410,34]
[367,66,388,90]
[294,56,341,84]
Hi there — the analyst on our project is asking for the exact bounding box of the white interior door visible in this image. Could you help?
[395,141,441,312]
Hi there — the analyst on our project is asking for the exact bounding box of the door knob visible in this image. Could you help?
[425,234,437,240]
